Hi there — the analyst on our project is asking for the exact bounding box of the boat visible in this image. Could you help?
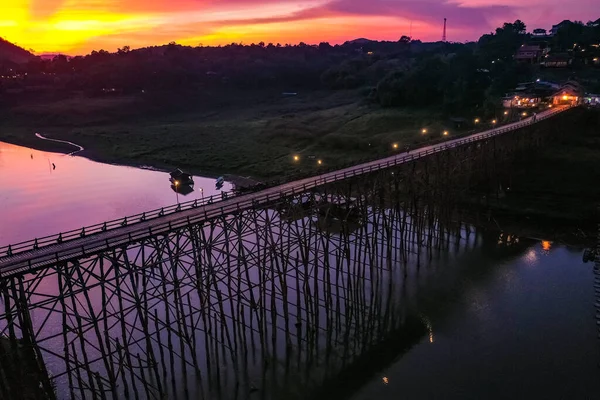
[582,248,597,263]
[169,169,194,186]
[216,176,225,189]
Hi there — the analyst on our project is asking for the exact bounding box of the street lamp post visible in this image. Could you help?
[199,187,204,202]
[174,181,180,204]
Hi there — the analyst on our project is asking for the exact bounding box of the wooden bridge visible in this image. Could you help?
[0,104,581,399]
[0,105,571,278]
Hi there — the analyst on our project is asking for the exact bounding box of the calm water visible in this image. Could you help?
[351,239,600,399]
[0,140,598,399]
[0,140,232,246]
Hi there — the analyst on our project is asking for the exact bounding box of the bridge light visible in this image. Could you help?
[392,143,399,149]
[421,128,427,134]
[522,112,527,116]
[317,159,323,165]
[293,155,300,162]
[174,180,179,186]
[492,119,497,124]
[443,131,449,136]
[504,111,508,115]
[474,118,480,123]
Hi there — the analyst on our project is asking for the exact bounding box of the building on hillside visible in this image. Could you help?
[515,45,543,63]
[584,94,600,107]
[551,81,583,105]
[549,20,572,36]
[502,81,559,108]
[532,28,547,37]
[541,53,572,68]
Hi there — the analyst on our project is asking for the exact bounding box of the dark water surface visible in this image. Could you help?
[0,140,598,399]
[0,140,232,246]
[352,240,599,400]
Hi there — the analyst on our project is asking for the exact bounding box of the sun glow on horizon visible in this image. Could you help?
[0,0,596,55]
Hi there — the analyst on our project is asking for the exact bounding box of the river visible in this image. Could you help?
[0,140,598,399]
[0,140,232,246]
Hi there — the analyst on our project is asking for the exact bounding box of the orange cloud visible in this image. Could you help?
[0,0,597,54]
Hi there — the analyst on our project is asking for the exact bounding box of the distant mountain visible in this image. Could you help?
[38,53,72,60]
[0,37,36,64]
[345,38,375,45]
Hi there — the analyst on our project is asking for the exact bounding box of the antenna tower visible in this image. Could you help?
[442,18,447,42]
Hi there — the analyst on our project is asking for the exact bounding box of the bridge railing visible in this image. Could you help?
[0,105,571,260]
[0,190,235,258]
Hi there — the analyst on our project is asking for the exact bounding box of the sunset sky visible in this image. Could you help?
[1,0,598,55]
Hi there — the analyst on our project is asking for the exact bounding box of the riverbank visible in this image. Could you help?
[1,92,597,241]
[0,90,465,181]
[0,132,261,189]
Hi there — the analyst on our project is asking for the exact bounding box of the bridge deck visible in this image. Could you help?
[0,106,571,277]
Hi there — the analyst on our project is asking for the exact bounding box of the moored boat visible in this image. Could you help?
[169,168,194,186]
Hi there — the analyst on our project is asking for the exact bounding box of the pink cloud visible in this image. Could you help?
[8,0,600,53]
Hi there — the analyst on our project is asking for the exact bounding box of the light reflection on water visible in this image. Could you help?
[0,141,232,246]
[352,240,599,400]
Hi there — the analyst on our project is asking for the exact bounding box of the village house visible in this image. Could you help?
[502,82,554,108]
[584,93,600,107]
[551,81,583,105]
[514,45,543,63]
[541,53,572,68]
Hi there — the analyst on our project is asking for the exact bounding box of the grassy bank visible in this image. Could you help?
[0,90,469,180]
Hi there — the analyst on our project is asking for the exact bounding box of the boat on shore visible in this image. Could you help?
[169,169,194,186]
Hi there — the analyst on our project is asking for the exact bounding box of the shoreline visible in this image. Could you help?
[0,120,595,246]
[0,133,263,188]
[35,133,84,155]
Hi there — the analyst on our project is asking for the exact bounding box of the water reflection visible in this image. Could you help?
[351,236,597,400]
[0,141,232,245]
[2,195,594,400]
[0,141,597,400]
[542,240,552,252]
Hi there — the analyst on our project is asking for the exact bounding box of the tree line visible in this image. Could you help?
[1,18,599,113]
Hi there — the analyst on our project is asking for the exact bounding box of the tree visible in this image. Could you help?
[399,35,411,44]
[513,20,526,34]
[319,42,333,51]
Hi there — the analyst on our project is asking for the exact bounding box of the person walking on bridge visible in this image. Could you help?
[532,112,537,123]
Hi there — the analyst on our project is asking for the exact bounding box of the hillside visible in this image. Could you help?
[0,37,36,64]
